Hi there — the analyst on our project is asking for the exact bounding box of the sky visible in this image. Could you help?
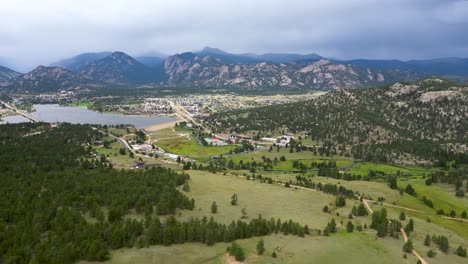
[1,0,468,72]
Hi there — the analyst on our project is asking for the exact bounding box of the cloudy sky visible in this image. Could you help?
[1,0,468,71]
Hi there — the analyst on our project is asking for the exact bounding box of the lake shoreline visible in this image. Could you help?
[143,114,185,132]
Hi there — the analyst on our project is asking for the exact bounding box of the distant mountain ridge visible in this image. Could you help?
[2,47,468,92]
[50,52,112,71]
[13,66,85,92]
[0,66,22,85]
[194,47,323,64]
[163,53,421,89]
[77,52,162,84]
[341,57,468,77]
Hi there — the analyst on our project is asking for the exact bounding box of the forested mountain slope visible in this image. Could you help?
[206,79,468,164]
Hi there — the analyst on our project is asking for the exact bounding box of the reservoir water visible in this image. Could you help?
[0,104,177,128]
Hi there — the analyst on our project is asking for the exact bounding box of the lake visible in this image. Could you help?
[0,115,31,124]
[0,104,177,129]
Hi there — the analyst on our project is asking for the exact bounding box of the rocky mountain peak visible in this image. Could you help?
[78,51,157,84]
[13,65,82,92]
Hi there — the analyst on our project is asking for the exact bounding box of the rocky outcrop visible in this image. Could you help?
[13,66,83,92]
[163,54,419,90]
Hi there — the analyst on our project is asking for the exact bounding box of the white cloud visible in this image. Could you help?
[0,0,467,71]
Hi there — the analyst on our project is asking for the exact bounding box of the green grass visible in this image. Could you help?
[81,232,423,264]
[403,178,468,215]
[224,148,354,172]
[348,162,435,176]
[369,204,468,264]
[69,101,92,107]
[153,128,235,160]
[180,170,341,228]
[77,167,467,264]
[107,127,136,137]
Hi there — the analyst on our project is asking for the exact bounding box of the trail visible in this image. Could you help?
[441,215,468,223]
[362,199,374,214]
[362,200,428,264]
[400,228,428,264]
[363,199,426,214]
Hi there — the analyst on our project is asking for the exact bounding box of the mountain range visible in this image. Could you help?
[1,47,467,92]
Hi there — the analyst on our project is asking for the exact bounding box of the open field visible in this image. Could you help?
[348,162,436,176]
[151,127,236,160]
[107,126,137,137]
[84,232,421,264]
[179,170,343,228]
[92,134,466,264]
[402,178,468,214]
[224,148,354,170]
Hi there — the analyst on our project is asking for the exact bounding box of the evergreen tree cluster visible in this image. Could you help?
[205,79,468,164]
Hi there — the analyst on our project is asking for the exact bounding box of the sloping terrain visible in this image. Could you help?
[78,52,161,84]
[206,78,468,163]
[163,53,420,89]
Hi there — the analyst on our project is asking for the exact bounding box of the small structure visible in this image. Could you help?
[132,143,153,151]
[164,153,179,160]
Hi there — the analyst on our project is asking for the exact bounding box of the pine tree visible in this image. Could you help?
[231,194,238,205]
[438,236,449,253]
[241,208,248,219]
[211,201,218,214]
[356,203,368,216]
[335,196,346,207]
[256,239,265,255]
[456,245,467,257]
[424,234,430,246]
[323,205,329,213]
[405,184,416,196]
[403,239,413,253]
[404,219,414,235]
[228,242,245,261]
[399,212,406,221]
[427,249,436,258]
[346,221,354,232]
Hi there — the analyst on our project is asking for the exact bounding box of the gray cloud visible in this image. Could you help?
[1,0,467,72]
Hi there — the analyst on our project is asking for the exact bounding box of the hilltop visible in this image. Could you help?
[206,78,468,164]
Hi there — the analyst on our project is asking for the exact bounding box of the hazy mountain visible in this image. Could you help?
[135,55,166,68]
[12,66,84,92]
[4,48,468,91]
[195,47,323,64]
[195,47,259,64]
[251,52,323,63]
[50,52,112,72]
[163,53,421,90]
[78,52,162,84]
[0,66,22,85]
[342,57,468,76]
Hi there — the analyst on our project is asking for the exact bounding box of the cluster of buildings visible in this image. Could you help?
[261,135,294,147]
[113,98,174,116]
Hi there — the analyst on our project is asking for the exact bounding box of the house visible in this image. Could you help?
[132,143,153,151]
[164,153,179,160]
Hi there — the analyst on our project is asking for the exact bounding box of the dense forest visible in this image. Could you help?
[205,79,468,164]
[0,123,307,264]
